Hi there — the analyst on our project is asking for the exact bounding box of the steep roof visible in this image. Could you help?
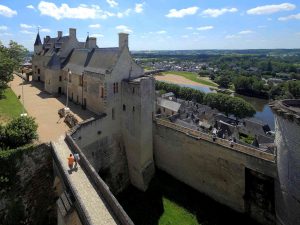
[34,33,42,46]
[84,48,120,74]
[63,49,92,74]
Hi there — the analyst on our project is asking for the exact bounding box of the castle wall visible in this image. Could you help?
[121,78,155,191]
[153,121,276,214]
[44,69,62,94]
[274,115,300,225]
[71,117,130,194]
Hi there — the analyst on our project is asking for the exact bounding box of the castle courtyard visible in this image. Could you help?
[9,75,95,143]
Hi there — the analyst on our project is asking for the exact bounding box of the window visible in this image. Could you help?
[69,74,72,83]
[79,76,83,86]
[132,87,135,94]
[38,69,40,74]
[113,83,116,93]
[123,104,126,111]
[112,108,115,120]
[116,82,119,93]
[59,76,62,81]
[132,106,135,112]
[101,87,104,98]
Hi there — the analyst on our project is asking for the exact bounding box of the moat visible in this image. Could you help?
[117,170,261,225]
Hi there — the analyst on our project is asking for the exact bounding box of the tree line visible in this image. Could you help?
[156,81,255,119]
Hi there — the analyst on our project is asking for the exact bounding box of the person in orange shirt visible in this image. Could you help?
[67,154,75,169]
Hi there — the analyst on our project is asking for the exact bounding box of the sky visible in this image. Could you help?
[0,0,300,51]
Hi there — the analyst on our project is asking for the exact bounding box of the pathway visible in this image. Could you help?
[53,136,118,225]
[10,75,95,142]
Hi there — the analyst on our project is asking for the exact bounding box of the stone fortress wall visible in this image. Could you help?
[153,118,277,224]
[270,100,300,225]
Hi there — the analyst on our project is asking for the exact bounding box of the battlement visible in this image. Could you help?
[155,118,276,162]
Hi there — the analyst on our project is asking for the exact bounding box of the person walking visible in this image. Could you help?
[74,153,80,168]
[67,154,75,169]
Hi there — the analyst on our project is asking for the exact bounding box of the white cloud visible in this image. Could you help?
[0,5,17,17]
[135,3,145,13]
[278,13,300,21]
[91,33,104,38]
[0,25,8,31]
[106,0,118,8]
[116,9,131,18]
[20,30,35,35]
[166,6,198,18]
[40,28,51,33]
[27,5,36,10]
[247,3,295,15]
[239,30,254,35]
[156,30,167,34]
[38,1,113,20]
[201,8,238,18]
[89,24,101,28]
[0,32,12,36]
[186,27,193,30]
[225,34,240,39]
[20,24,34,29]
[197,26,214,31]
[116,25,132,33]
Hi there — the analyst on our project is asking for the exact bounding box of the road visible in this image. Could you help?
[10,75,95,143]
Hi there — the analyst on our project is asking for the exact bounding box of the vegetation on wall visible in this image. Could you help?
[156,81,255,119]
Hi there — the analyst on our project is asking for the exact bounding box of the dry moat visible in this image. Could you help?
[117,170,261,225]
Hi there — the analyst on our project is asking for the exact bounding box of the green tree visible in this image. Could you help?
[3,116,38,148]
[215,75,231,88]
[0,41,28,96]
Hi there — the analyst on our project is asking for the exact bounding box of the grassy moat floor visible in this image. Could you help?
[117,170,261,225]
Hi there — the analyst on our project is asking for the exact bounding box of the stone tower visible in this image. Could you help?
[270,100,300,225]
[34,31,42,54]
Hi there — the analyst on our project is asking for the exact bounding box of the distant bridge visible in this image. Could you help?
[51,136,133,225]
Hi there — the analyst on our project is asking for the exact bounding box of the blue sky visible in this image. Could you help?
[0,0,300,50]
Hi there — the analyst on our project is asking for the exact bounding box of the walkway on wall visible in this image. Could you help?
[52,136,118,225]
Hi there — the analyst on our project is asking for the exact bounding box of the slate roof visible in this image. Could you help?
[63,49,92,74]
[157,97,182,112]
[84,48,120,74]
[34,33,42,46]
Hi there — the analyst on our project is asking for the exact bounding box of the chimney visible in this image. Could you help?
[119,33,128,50]
[69,28,76,38]
[58,31,62,38]
[88,37,97,48]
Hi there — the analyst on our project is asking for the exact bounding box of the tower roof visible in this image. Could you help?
[34,32,42,46]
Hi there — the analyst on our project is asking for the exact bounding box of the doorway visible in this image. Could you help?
[58,87,62,94]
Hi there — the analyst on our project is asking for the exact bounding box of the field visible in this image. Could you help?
[162,71,218,87]
[0,88,23,124]
[117,170,259,225]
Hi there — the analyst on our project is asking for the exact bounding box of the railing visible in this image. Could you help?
[65,134,134,225]
[155,118,276,162]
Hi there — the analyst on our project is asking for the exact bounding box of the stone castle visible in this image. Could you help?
[32,29,300,225]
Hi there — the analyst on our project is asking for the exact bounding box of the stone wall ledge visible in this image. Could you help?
[155,118,276,163]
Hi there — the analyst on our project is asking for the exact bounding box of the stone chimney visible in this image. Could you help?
[119,33,128,50]
[87,37,97,48]
[57,31,63,38]
[69,28,76,38]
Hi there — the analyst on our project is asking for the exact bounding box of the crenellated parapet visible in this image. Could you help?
[269,99,300,124]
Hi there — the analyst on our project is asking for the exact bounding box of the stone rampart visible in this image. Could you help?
[64,135,134,225]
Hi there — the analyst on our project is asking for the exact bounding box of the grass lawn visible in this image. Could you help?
[162,71,219,87]
[117,170,260,225]
[0,88,24,124]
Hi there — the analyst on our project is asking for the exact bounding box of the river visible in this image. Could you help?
[175,83,275,130]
